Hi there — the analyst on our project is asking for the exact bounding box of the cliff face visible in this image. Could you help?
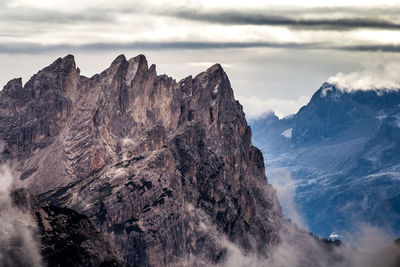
[0,55,282,265]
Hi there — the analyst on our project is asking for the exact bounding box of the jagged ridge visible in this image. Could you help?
[0,55,282,266]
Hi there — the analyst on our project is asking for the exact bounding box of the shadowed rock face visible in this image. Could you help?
[10,188,127,267]
[0,54,282,266]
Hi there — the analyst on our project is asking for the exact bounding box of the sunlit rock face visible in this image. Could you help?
[0,55,282,266]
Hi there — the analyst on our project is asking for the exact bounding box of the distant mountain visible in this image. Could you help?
[250,82,400,238]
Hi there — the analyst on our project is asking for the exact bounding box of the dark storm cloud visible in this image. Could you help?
[339,44,400,53]
[1,41,399,54]
[165,10,400,31]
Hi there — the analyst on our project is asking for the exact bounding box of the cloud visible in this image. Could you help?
[0,165,43,267]
[0,1,400,55]
[3,1,400,35]
[1,1,400,58]
[186,178,400,267]
[267,169,308,230]
[338,44,400,53]
[166,9,400,31]
[0,8,116,24]
[188,62,234,68]
[343,223,395,253]
[0,164,12,193]
[9,0,400,31]
[328,60,400,91]
[237,95,310,119]
[0,41,326,54]
[1,41,400,57]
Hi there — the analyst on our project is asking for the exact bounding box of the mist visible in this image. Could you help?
[0,165,43,267]
[266,168,307,230]
[219,211,400,267]
[175,169,400,267]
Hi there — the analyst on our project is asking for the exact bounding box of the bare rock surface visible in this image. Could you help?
[10,188,127,267]
[1,55,282,266]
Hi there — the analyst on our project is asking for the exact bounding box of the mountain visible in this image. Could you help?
[0,54,283,266]
[3,55,400,266]
[250,82,400,238]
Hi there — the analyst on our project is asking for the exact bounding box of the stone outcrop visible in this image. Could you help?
[0,55,282,266]
[10,188,127,267]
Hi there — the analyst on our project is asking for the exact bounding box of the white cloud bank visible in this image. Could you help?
[237,95,310,119]
[328,60,400,91]
[344,223,395,253]
[268,168,308,230]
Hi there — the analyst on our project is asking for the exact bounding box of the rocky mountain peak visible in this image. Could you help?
[205,63,223,75]
[106,54,149,77]
[2,78,24,102]
[3,77,23,91]
[111,54,127,65]
[47,54,76,72]
[291,80,400,146]
[0,54,282,266]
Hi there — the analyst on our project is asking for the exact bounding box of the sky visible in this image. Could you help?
[1,0,400,118]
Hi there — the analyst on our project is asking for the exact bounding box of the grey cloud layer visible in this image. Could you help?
[167,10,400,31]
[0,41,321,53]
[1,2,400,30]
[0,8,115,24]
[0,41,399,54]
[0,1,399,52]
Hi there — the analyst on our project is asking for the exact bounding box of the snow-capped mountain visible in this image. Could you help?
[250,82,400,238]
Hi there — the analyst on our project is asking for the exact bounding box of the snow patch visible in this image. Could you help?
[121,137,135,147]
[375,111,387,121]
[112,168,126,178]
[320,86,333,97]
[329,232,339,240]
[213,84,219,94]
[281,128,293,139]
[394,113,400,127]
